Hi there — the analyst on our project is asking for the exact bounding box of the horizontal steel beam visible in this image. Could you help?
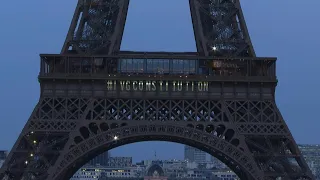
[40,52,277,61]
[39,74,277,82]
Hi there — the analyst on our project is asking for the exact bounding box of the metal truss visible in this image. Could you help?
[189,0,255,57]
[0,0,315,180]
[61,0,129,55]
[0,97,315,180]
[62,0,254,56]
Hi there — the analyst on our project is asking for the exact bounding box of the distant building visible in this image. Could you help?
[87,151,110,166]
[185,169,212,179]
[108,157,133,167]
[143,159,221,179]
[71,158,233,180]
[298,144,320,179]
[184,145,226,170]
[184,146,211,163]
[70,166,142,180]
[144,163,167,180]
[212,169,239,180]
[162,159,187,170]
[210,156,227,169]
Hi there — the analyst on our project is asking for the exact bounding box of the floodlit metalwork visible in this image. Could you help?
[0,0,315,180]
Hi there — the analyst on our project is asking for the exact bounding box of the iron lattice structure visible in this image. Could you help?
[0,0,315,180]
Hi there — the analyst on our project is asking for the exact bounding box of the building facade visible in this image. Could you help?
[70,166,142,180]
[184,146,211,163]
[108,157,133,167]
[144,163,167,180]
[69,144,320,180]
[70,158,240,180]
[298,144,320,179]
[87,151,110,166]
[184,145,226,169]
[210,156,227,169]
[212,169,239,180]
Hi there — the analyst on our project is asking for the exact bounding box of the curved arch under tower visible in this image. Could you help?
[0,0,315,180]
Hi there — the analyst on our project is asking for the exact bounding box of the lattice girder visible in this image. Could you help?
[189,0,255,57]
[1,96,315,180]
[62,0,254,56]
[49,122,259,180]
[62,0,129,54]
[0,0,315,179]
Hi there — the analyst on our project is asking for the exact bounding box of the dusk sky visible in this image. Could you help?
[0,0,319,162]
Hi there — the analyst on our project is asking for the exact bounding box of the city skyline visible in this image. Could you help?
[0,0,320,163]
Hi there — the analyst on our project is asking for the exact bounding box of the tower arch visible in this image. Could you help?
[47,122,262,180]
[0,0,315,179]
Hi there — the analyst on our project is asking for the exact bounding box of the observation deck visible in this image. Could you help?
[38,51,277,100]
[39,51,277,82]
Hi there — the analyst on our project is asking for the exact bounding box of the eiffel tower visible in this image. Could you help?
[0,0,315,179]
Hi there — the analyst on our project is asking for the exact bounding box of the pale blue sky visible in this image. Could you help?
[0,0,319,162]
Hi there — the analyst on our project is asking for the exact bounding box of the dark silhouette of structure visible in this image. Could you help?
[0,0,315,179]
